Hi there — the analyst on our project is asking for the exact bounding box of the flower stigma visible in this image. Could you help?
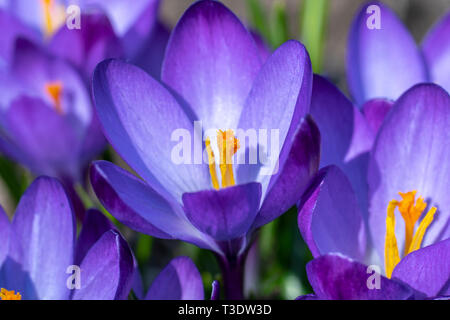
[384,191,436,278]
[205,129,240,190]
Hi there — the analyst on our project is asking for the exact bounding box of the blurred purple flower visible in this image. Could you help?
[0,0,169,79]
[0,177,134,300]
[0,38,105,218]
[299,81,450,299]
[347,1,450,116]
[90,0,319,299]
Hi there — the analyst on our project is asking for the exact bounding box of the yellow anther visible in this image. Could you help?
[384,191,436,278]
[41,0,54,37]
[205,130,240,189]
[205,137,219,190]
[408,206,436,253]
[384,200,400,279]
[44,81,64,114]
[0,288,22,300]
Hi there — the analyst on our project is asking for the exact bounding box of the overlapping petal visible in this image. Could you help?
[0,206,10,266]
[253,116,320,229]
[310,75,373,218]
[90,160,191,240]
[75,209,114,264]
[145,257,204,300]
[298,166,366,262]
[361,98,393,134]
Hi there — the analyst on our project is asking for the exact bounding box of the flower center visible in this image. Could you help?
[44,81,64,114]
[384,190,436,278]
[41,0,65,37]
[205,129,240,190]
[0,288,22,300]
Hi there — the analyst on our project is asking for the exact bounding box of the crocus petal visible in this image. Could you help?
[145,256,204,300]
[347,2,428,105]
[92,59,211,202]
[12,177,75,300]
[182,183,262,241]
[310,75,373,219]
[361,98,393,134]
[307,253,419,300]
[4,96,79,178]
[298,166,366,262]
[161,0,262,130]
[90,161,214,250]
[252,116,320,229]
[422,11,450,93]
[72,230,134,300]
[392,238,450,297]
[49,13,123,80]
[0,205,10,265]
[131,266,145,300]
[368,84,450,256]
[236,40,312,197]
[75,209,114,264]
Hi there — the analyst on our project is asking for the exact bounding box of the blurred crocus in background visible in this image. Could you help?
[0,0,169,79]
[90,0,320,299]
[0,37,104,218]
[348,1,450,122]
[0,177,134,300]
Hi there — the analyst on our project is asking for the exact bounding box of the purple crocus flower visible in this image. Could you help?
[0,177,134,300]
[347,1,450,112]
[298,80,450,299]
[90,0,320,299]
[0,37,105,217]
